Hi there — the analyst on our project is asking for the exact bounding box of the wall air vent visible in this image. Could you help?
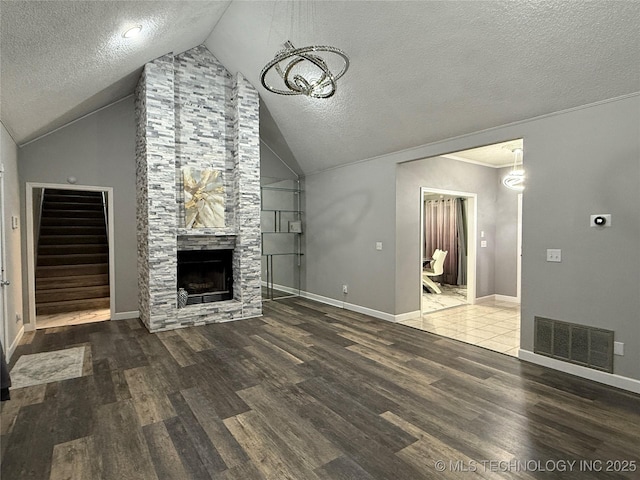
[534,317,614,373]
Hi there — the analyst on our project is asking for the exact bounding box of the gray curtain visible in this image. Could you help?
[424,197,467,286]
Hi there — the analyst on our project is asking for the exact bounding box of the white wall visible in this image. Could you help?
[1,122,24,356]
[304,94,640,382]
[18,97,138,320]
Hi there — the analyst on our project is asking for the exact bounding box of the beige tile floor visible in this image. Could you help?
[399,298,520,356]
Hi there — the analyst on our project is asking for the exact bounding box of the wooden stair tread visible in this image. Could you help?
[37,253,108,266]
[40,209,104,217]
[40,225,106,231]
[38,244,108,255]
[41,218,105,226]
[36,263,109,277]
[42,201,103,209]
[39,235,107,245]
[43,194,102,203]
[37,285,110,303]
[36,274,109,289]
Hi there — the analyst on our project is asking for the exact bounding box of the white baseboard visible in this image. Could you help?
[298,290,344,309]
[7,325,25,362]
[111,311,139,321]
[394,310,421,322]
[494,294,519,303]
[265,283,418,324]
[295,289,398,323]
[476,294,520,304]
[343,301,396,323]
[518,349,640,394]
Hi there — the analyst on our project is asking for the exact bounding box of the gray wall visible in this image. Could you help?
[1,122,24,355]
[304,94,639,381]
[305,160,396,313]
[18,97,138,318]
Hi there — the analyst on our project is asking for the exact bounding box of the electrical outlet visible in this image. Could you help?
[480,240,487,248]
[342,284,348,295]
[614,341,624,356]
[375,242,383,251]
[546,249,562,262]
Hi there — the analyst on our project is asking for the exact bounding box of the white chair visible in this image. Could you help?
[422,249,448,294]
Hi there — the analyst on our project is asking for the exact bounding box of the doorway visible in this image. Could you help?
[419,188,477,314]
[398,139,523,356]
[26,183,115,330]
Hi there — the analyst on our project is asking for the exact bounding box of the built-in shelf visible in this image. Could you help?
[260,186,303,193]
[261,209,303,213]
[261,179,303,300]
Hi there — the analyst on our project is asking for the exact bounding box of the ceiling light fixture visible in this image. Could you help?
[260,40,349,98]
[502,147,525,191]
[123,25,142,39]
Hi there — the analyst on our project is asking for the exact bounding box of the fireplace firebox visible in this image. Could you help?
[177,249,233,304]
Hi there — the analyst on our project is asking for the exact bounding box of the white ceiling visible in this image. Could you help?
[2,1,639,175]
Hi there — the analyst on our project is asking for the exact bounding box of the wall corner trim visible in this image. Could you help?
[7,325,24,362]
[518,349,640,395]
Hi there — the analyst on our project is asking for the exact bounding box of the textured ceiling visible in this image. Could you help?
[0,0,231,144]
[2,1,639,176]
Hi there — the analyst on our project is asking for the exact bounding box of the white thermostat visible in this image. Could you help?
[590,214,611,227]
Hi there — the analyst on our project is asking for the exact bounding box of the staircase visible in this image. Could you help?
[35,189,110,315]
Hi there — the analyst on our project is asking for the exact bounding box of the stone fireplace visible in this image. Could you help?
[135,45,261,332]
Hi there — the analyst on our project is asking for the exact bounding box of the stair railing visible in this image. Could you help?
[101,191,109,245]
[34,188,46,265]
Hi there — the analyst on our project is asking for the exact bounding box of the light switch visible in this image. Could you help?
[11,215,19,229]
[481,231,485,238]
[376,242,383,251]
[614,342,624,356]
[480,240,487,248]
[546,249,562,262]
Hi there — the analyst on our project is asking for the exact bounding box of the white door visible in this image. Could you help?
[0,164,8,351]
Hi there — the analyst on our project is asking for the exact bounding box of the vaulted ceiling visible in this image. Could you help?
[2,1,639,175]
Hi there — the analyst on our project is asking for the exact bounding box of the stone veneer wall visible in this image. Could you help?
[135,45,261,332]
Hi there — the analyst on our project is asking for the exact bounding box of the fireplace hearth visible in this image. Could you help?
[177,250,233,304]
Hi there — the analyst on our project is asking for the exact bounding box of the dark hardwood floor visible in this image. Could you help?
[2,297,640,479]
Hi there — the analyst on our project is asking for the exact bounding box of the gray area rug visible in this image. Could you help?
[9,346,85,388]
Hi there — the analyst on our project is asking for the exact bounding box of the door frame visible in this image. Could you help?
[25,182,115,330]
[0,164,8,351]
[419,187,478,313]
[516,193,523,303]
